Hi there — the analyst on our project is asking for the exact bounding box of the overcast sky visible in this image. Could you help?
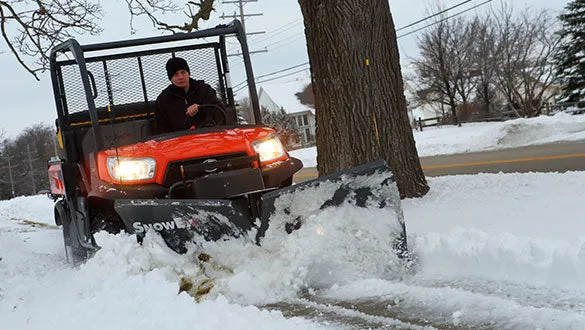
[0,0,568,138]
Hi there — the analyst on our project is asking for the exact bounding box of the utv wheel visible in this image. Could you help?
[55,201,91,265]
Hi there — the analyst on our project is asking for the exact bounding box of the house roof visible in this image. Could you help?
[258,87,281,112]
[254,75,313,114]
[288,109,315,116]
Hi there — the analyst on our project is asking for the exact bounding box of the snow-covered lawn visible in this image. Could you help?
[2,113,585,329]
[291,112,585,166]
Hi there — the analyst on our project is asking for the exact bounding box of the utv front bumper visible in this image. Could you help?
[89,156,303,200]
[261,157,303,187]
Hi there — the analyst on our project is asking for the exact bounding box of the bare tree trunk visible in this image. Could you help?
[298,0,428,198]
[414,18,464,128]
[446,87,459,125]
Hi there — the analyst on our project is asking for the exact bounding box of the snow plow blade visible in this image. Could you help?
[114,199,254,253]
[258,160,408,258]
[115,160,407,258]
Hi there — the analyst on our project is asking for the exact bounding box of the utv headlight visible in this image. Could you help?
[106,157,156,182]
[252,135,286,163]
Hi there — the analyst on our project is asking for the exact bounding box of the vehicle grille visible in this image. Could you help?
[162,152,253,186]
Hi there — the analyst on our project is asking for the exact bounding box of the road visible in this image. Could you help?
[293,141,585,183]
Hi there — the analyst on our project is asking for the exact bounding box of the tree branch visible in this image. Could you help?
[0,0,216,80]
[124,0,215,33]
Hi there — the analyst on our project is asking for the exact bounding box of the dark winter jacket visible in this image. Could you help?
[154,78,223,134]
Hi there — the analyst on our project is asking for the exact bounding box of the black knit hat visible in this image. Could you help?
[165,57,190,80]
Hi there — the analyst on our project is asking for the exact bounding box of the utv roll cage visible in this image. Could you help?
[50,19,260,149]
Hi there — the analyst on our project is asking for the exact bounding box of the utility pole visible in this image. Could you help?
[221,0,267,56]
[26,144,37,194]
[221,0,262,33]
[7,155,15,198]
[221,0,267,124]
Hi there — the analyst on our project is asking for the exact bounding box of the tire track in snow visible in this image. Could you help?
[264,298,437,329]
[411,277,585,314]
[302,277,585,329]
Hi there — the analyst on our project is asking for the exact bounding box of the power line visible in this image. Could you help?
[236,0,478,56]
[226,19,305,71]
[227,32,305,72]
[263,33,305,50]
[233,0,493,92]
[227,17,303,55]
[233,1,473,56]
[234,66,309,93]
[398,0,493,39]
[232,62,309,90]
[396,0,475,32]
[257,67,309,84]
[247,18,302,46]
[256,62,309,80]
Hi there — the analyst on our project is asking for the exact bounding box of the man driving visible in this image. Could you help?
[154,57,224,134]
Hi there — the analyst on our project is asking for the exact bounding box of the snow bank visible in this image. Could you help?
[289,146,317,167]
[414,112,585,157]
[2,170,585,329]
[0,228,331,330]
[0,195,56,226]
[403,171,585,289]
[323,172,585,328]
[291,113,585,165]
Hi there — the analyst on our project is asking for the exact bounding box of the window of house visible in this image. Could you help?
[297,116,303,127]
[304,128,311,142]
[302,114,308,126]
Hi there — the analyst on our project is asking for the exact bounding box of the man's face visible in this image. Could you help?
[171,69,190,89]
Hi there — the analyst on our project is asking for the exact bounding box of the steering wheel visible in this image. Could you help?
[183,104,228,129]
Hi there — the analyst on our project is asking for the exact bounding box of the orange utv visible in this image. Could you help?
[47,20,407,264]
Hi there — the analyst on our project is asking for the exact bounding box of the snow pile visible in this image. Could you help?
[3,146,585,328]
[197,171,406,305]
[414,112,585,157]
[403,171,585,289]
[319,171,585,328]
[289,146,318,167]
[0,220,331,330]
[0,195,56,226]
[413,228,585,288]
[291,112,585,164]
[0,172,410,329]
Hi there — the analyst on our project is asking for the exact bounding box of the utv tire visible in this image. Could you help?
[55,200,91,265]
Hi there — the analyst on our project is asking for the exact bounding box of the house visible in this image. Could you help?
[404,82,442,127]
[289,109,316,147]
[256,80,316,148]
